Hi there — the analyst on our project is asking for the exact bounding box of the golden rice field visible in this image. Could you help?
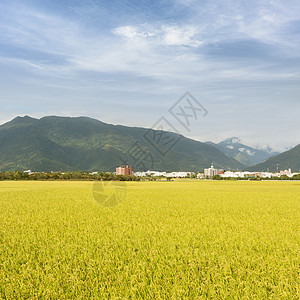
[0,180,299,299]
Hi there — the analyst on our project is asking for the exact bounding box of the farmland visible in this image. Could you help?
[0,181,299,299]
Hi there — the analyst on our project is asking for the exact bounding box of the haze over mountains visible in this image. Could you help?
[0,116,298,172]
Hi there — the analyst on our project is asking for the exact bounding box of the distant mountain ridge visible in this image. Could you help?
[206,137,279,166]
[0,116,245,172]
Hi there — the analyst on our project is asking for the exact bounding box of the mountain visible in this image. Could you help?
[247,145,300,172]
[0,116,244,172]
[206,137,279,166]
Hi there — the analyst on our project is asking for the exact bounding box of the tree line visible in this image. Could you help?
[1,171,299,181]
[0,171,141,181]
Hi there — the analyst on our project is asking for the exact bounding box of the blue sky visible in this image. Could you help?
[0,0,299,151]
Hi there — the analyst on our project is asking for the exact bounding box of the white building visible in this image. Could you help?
[280,169,292,177]
[197,173,205,179]
[222,171,239,178]
[133,170,193,178]
[204,164,219,178]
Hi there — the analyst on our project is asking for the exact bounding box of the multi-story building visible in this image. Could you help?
[204,164,219,178]
[116,165,132,176]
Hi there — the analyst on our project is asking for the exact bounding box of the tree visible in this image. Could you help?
[212,175,222,180]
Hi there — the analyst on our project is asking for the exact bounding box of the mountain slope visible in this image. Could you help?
[206,137,279,166]
[247,145,300,172]
[0,116,244,172]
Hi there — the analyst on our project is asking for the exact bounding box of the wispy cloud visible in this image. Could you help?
[1,0,299,78]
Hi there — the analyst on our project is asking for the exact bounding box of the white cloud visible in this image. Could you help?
[162,25,203,47]
[114,26,147,40]
[113,24,203,47]
[113,25,157,40]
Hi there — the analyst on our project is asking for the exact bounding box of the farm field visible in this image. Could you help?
[0,181,299,299]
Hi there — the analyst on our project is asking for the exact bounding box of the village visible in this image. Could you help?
[116,165,300,179]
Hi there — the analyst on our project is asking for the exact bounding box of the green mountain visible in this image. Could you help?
[206,137,279,166]
[247,145,300,172]
[0,116,245,172]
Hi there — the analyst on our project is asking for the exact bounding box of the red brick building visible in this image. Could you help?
[116,165,132,176]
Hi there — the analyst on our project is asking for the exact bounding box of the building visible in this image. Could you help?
[116,165,132,176]
[280,169,292,176]
[133,170,194,178]
[197,173,205,179]
[204,164,219,178]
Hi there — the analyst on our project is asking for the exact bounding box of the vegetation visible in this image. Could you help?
[1,171,299,181]
[0,181,299,298]
[212,174,300,181]
[0,171,141,181]
[247,144,300,172]
[0,116,244,172]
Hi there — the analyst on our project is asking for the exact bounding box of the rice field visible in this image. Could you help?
[0,181,299,299]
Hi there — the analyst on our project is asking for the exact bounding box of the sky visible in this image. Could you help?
[0,0,299,152]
